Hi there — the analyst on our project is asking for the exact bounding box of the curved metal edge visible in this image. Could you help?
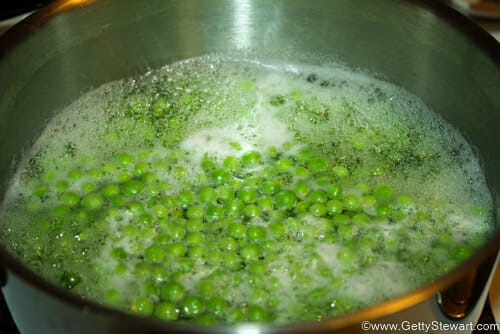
[0,0,498,333]
[0,0,96,55]
[409,0,500,66]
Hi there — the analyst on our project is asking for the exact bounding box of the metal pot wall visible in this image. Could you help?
[0,0,499,333]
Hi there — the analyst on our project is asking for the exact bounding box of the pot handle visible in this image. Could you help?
[438,251,497,319]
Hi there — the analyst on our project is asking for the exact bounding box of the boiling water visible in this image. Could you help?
[0,55,494,323]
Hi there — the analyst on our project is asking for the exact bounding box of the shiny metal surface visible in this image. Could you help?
[0,0,499,333]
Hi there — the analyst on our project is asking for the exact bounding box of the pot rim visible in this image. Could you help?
[0,0,499,332]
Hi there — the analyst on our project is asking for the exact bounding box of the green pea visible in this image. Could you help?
[196,314,218,325]
[244,176,261,189]
[262,179,282,195]
[294,166,310,178]
[266,146,279,158]
[338,225,358,240]
[362,195,377,209]
[268,222,286,240]
[55,180,70,191]
[451,245,471,261]
[246,226,267,242]
[396,195,414,211]
[160,282,186,302]
[186,205,204,219]
[332,165,349,178]
[142,172,158,184]
[238,187,258,204]
[152,204,168,218]
[134,261,151,278]
[110,194,125,207]
[327,184,343,199]
[373,184,393,202]
[261,239,277,251]
[215,185,234,202]
[121,224,140,238]
[61,191,80,206]
[274,190,297,210]
[352,213,371,225]
[224,198,244,217]
[181,296,205,318]
[376,203,392,217]
[244,205,260,218]
[223,156,241,171]
[206,296,228,317]
[189,245,206,259]
[438,232,453,245]
[142,279,158,293]
[67,169,83,180]
[162,195,177,208]
[32,184,49,198]
[295,201,310,214]
[167,242,187,257]
[268,209,286,221]
[343,194,360,211]
[248,261,267,276]
[116,171,132,182]
[241,150,262,166]
[130,297,154,316]
[145,245,165,262]
[307,157,329,173]
[228,223,246,239]
[226,308,244,324]
[210,169,231,185]
[310,203,327,217]
[104,289,121,306]
[229,179,245,191]
[144,184,160,197]
[34,218,51,232]
[219,236,239,252]
[121,179,144,197]
[110,247,127,260]
[186,232,204,245]
[133,162,149,177]
[223,252,241,270]
[116,153,134,167]
[177,191,195,208]
[126,201,144,215]
[337,248,356,262]
[257,196,274,212]
[81,193,104,210]
[200,156,216,171]
[154,302,179,321]
[276,158,293,172]
[80,181,96,194]
[326,200,343,215]
[295,147,314,162]
[199,186,217,203]
[308,190,328,203]
[240,244,260,262]
[205,204,224,221]
[151,266,169,283]
[247,304,269,322]
[101,184,120,198]
[293,180,310,199]
[314,174,331,187]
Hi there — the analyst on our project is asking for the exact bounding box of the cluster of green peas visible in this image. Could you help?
[22,141,466,324]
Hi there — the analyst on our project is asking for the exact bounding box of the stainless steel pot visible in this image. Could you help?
[0,1,499,333]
